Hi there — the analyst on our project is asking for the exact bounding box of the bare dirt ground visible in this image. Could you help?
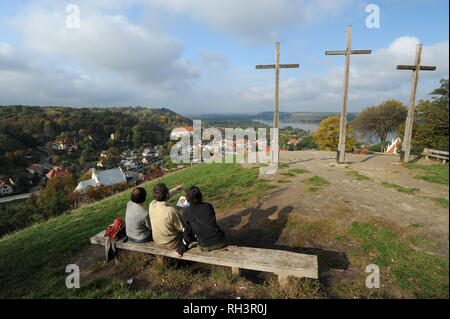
[238,151,448,254]
[67,151,449,298]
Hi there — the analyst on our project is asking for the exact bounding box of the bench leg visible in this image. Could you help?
[156,255,166,266]
[278,274,290,288]
[231,267,240,276]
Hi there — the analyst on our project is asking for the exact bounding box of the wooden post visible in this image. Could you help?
[156,255,166,266]
[397,44,436,163]
[338,26,352,164]
[274,43,280,132]
[278,274,290,288]
[231,267,241,276]
[256,42,299,164]
[325,26,372,164]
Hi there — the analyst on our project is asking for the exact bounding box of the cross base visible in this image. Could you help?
[400,151,407,163]
[336,150,345,164]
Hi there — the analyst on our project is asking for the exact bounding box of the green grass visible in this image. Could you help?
[277,179,291,183]
[301,176,329,186]
[280,172,295,177]
[0,198,27,210]
[433,197,449,208]
[381,182,419,195]
[65,279,179,299]
[403,163,449,185]
[407,236,437,251]
[346,170,371,181]
[289,169,310,174]
[0,162,273,298]
[348,222,448,298]
[278,163,289,168]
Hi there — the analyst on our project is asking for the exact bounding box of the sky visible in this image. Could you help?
[0,0,448,116]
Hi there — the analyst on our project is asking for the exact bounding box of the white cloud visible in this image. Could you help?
[198,50,229,71]
[10,1,198,90]
[145,0,352,43]
[236,36,449,112]
[1,2,448,115]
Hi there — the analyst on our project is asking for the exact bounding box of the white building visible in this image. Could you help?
[74,167,127,192]
[142,148,152,157]
[170,126,193,138]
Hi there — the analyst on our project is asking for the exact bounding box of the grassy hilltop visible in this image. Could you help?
[0,162,274,298]
[0,156,448,299]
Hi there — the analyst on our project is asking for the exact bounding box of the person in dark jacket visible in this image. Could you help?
[176,186,225,258]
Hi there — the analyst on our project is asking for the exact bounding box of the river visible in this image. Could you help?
[254,119,320,132]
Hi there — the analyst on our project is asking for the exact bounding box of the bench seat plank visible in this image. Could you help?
[91,231,318,279]
[427,149,449,156]
[423,153,449,159]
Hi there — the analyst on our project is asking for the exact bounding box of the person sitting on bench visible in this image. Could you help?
[149,183,184,251]
[176,186,225,258]
[125,187,152,243]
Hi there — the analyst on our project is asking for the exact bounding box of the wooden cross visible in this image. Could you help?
[256,42,299,163]
[397,44,436,163]
[325,25,371,164]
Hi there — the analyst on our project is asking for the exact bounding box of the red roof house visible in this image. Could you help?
[46,166,71,179]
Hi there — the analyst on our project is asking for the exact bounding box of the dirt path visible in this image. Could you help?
[211,151,448,297]
[228,151,448,255]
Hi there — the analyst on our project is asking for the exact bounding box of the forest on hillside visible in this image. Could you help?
[0,105,192,172]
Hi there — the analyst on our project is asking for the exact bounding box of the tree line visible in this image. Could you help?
[311,78,449,154]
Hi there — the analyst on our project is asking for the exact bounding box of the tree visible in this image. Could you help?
[36,175,76,218]
[279,135,290,150]
[397,79,449,155]
[414,78,449,151]
[297,135,317,150]
[352,100,407,152]
[313,116,357,151]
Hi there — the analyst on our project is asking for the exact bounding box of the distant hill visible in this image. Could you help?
[192,111,358,123]
[107,106,193,129]
[0,105,192,154]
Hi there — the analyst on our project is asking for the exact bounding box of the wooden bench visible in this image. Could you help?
[91,231,318,286]
[422,148,449,164]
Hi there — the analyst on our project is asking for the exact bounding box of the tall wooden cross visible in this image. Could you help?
[256,42,299,163]
[325,25,371,164]
[397,44,436,163]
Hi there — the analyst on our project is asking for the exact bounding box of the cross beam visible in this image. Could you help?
[325,25,372,164]
[256,42,299,163]
[397,44,436,163]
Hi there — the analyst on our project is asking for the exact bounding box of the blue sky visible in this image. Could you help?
[0,0,448,115]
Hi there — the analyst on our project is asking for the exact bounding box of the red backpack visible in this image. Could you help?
[104,218,127,263]
[104,218,126,239]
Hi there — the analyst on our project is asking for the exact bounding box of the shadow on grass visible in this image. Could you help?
[217,203,349,286]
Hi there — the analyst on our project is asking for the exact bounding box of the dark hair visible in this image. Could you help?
[186,186,202,205]
[153,183,169,201]
[131,187,146,203]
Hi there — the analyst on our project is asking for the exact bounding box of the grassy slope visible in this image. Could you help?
[0,160,448,299]
[0,162,274,298]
